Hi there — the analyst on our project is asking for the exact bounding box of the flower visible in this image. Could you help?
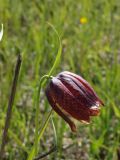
[80,17,88,24]
[45,71,104,132]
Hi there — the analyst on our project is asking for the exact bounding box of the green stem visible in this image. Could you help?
[34,75,52,155]
[27,23,62,160]
[27,109,53,160]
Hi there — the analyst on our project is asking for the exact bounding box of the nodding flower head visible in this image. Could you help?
[45,71,104,132]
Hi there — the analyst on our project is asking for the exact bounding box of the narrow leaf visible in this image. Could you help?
[0,24,3,41]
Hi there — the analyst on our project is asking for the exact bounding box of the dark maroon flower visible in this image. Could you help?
[45,71,104,132]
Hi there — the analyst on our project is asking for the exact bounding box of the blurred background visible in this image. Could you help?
[0,0,120,159]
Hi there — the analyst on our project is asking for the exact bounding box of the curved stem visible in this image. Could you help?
[33,111,57,160]
[27,22,62,160]
[34,75,53,155]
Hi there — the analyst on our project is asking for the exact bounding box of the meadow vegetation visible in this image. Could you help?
[0,0,120,159]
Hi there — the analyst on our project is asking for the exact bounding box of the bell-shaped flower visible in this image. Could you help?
[45,71,104,132]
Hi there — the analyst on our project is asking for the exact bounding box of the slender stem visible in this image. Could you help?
[37,109,53,142]
[34,75,52,155]
[0,54,22,159]
[28,23,61,160]
[27,109,53,160]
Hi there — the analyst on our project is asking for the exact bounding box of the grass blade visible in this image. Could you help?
[0,24,3,41]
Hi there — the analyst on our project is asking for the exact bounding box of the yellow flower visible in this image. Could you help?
[80,17,88,24]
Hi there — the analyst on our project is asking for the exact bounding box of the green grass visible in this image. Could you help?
[0,0,120,159]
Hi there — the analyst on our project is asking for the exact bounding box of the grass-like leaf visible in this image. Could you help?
[0,24,3,41]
